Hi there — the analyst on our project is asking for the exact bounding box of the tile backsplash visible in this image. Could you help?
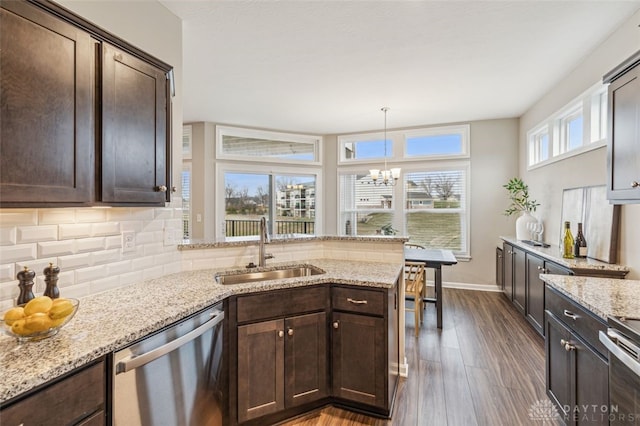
[0,207,183,310]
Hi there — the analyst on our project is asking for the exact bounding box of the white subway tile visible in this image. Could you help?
[0,210,38,226]
[106,208,132,221]
[0,299,14,312]
[154,251,177,266]
[181,259,193,271]
[105,235,123,250]
[120,270,143,286]
[92,222,120,237]
[59,283,90,299]
[120,221,143,233]
[135,231,156,245]
[75,208,107,223]
[17,225,58,244]
[0,227,17,246]
[16,258,57,277]
[75,265,108,284]
[90,276,121,293]
[0,280,19,304]
[132,256,154,271]
[165,218,182,228]
[154,208,174,219]
[57,253,92,270]
[0,264,15,282]
[92,249,121,265]
[107,260,132,276]
[128,208,155,220]
[143,265,164,280]
[76,237,106,253]
[143,242,164,256]
[38,209,75,225]
[47,270,74,289]
[59,223,92,240]
[142,220,163,232]
[38,240,75,257]
[163,261,181,275]
[0,243,37,263]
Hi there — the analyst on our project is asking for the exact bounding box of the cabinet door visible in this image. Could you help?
[496,247,504,291]
[332,312,385,408]
[503,243,514,301]
[526,253,545,336]
[607,64,640,203]
[573,337,609,426]
[546,312,572,420]
[237,319,285,423]
[0,1,93,205]
[512,246,526,315]
[284,312,328,408]
[101,43,169,204]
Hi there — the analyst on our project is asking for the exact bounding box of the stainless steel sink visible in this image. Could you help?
[215,265,324,285]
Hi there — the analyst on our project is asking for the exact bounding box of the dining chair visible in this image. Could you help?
[404,243,427,311]
[404,261,425,337]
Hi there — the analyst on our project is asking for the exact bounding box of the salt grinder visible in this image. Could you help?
[43,262,60,299]
[17,266,36,305]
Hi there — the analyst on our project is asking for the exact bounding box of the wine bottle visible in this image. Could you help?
[574,222,587,258]
[562,221,574,259]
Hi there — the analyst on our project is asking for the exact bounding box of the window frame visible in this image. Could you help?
[403,124,470,160]
[216,125,322,165]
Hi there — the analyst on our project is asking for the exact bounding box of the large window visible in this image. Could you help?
[338,124,471,257]
[528,82,607,169]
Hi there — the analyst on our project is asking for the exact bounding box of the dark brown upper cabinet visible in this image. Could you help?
[0,0,94,206]
[0,0,172,207]
[101,43,169,204]
[604,50,640,204]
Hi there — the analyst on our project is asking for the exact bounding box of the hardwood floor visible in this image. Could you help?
[281,288,562,426]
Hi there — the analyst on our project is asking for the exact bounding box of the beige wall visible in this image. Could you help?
[520,10,640,279]
[0,1,185,310]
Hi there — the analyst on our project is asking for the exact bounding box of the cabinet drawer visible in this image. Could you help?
[1,359,105,425]
[237,286,328,323]
[332,286,384,316]
[545,286,607,357]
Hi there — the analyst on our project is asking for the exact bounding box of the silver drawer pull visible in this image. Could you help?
[563,309,577,321]
[631,181,639,188]
[347,298,368,305]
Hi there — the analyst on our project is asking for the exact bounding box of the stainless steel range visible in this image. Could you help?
[600,316,640,425]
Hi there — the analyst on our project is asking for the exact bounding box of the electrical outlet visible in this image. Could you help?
[122,231,136,253]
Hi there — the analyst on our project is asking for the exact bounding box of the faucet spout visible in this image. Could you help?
[259,217,273,266]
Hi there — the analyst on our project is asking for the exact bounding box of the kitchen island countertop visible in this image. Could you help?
[0,258,402,404]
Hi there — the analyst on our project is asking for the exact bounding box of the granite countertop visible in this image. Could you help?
[540,274,640,320]
[179,235,409,250]
[500,236,629,275]
[0,258,402,404]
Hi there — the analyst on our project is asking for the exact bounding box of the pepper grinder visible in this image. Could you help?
[17,266,36,305]
[43,262,60,299]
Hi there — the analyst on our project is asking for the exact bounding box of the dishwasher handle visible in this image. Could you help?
[116,309,224,374]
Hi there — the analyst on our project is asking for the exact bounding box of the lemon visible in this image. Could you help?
[23,296,53,316]
[49,299,74,320]
[25,312,52,332]
[11,319,30,336]
[3,307,25,326]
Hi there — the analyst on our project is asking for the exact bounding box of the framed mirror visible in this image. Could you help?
[560,185,620,263]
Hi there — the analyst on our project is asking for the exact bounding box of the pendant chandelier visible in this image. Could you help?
[369,107,400,186]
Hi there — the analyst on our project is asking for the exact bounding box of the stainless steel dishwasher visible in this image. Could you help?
[113,303,225,426]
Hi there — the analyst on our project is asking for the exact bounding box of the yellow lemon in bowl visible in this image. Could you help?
[3,307,25,326]
[23,296,53,316]
[11,319,30,336]
[25,312,53,332]
[49,298,74,320]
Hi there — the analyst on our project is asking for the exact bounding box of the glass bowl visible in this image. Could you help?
[1,298,79,343]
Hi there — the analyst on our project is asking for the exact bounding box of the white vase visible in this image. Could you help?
[515,211,537,240]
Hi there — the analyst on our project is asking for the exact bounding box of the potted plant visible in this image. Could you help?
[503,177,540,240]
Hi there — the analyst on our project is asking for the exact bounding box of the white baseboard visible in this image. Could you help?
[425,281,502,293]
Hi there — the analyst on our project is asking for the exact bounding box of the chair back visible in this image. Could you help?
[405,243,425,250]
[404,261,425,292]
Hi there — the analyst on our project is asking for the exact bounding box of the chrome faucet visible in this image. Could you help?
[258,217,273,267]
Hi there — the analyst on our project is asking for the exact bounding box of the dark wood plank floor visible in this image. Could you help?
[281,288,562,426]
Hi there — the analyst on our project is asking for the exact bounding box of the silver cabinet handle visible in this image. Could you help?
[278,330,284,338]
[631,181,639,188]
[347,298,367,305]
[560,338,567,346]
[116,310,224,374]
[155,185,168,192]
[287,328,294,336]
[333,321,339,329]
[171,186,177,193]
[564,342,575,351]
[563,310,578,321]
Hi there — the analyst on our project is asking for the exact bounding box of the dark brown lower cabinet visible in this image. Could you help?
[0,358,106,425]
[496,247,504,291]
[526,254,572,336]
[332,311,385,407]
[545,312,609,425]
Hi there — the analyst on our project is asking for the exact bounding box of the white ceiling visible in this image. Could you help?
[160,0,640,135]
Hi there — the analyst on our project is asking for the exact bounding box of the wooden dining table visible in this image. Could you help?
[404,247,458,329]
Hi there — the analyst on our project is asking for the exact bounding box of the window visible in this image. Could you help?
[528,82,607,169]
[182,165,191,239]
[404,168,468,252]
[217,126,321,164]
[343,139,391,161]
[223,172,317,237]
[338,124,471,256]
